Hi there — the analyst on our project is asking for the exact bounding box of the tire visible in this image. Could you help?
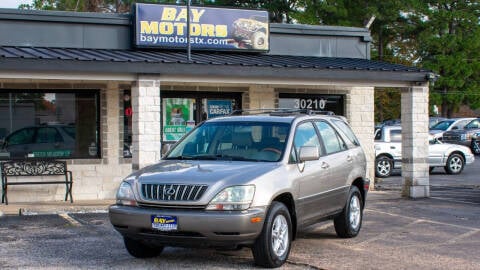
[471,140,480,155]
[334,185,363,238]
[252,202,292,268]
[444,153,464,175]
[251,31,267,50]
[375,156,393,178]
[124,237,163,258]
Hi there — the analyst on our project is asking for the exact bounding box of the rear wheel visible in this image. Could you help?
[124,237,163,258]
[334,186,363,238]
[252,202,292,268]
[471,139,480,155]
[444,153,464,174]
[375,156,393,178]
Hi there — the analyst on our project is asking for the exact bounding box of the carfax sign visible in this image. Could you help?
[134,3,269,52]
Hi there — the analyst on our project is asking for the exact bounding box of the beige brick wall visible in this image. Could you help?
[345,87,375,186]
[401,86,430,198]
[248,86,276,109]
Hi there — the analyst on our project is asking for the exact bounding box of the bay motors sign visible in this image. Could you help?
[134,3,269,52]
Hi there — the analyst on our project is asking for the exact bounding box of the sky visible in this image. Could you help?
[0,0,32,9]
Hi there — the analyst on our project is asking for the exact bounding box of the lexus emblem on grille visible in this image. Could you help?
[164,187,176,196]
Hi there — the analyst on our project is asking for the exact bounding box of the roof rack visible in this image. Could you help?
[230,108,336,116]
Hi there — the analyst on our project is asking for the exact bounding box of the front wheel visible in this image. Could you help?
[252,202,292,268]
[334,185,363,238]
[444,153,464,174]
[124,237,163,258]
[375,156,393,178]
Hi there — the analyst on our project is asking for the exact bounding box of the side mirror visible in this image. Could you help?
[299,146,319,162]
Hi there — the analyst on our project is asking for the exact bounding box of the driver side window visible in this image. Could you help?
[290,122,321,162]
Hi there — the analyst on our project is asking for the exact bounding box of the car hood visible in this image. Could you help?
[429,130,444,135]
[130,160,280,186]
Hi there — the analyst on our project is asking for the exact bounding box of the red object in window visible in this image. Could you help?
[125,107,133,116]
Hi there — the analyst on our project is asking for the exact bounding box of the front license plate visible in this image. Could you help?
[151,215,178,231]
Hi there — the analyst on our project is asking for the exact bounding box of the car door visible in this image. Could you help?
[314,120,351,212]
[290,121,331,225]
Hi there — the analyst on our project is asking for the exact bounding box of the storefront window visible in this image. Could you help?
[160,91,241,155]
[278,94,344,115]
[0,90,99,159]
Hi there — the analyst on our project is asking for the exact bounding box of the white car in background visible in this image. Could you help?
[375,125,475,177]
[429,118,475,141]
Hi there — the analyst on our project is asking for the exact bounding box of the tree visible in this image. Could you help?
[22,0,300,22]
[412,1,480,117]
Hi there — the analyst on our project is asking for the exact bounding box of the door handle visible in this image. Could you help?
[390,146,396,149]
[321,162,330,169]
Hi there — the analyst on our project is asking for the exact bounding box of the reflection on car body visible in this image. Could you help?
[0,125,75,158]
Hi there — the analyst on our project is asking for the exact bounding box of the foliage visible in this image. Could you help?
[411,1,480,117]
[18,0,480,118]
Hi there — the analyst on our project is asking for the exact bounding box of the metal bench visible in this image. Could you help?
[1,159,73,205]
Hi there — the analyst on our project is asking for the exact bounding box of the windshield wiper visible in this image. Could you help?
[218,155,260,162]
[165,155,221,160]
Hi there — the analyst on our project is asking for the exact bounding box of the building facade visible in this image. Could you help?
[0,6,433,202]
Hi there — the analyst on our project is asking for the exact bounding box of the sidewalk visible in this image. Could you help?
[0,199,115,216]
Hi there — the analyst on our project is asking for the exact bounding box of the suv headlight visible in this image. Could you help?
[116,181,137,206]
[460,134,467,141]
[206,185,255,211]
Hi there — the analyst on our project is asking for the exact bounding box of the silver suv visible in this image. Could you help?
[109,110,369,268]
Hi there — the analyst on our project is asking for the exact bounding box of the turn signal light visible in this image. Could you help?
[251,217,262,223]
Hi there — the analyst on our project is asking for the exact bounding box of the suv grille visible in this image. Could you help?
[443,134,460,141]
[141,184,208,201]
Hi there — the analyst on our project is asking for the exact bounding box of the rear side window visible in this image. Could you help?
[315,121,347,154]
[36,127,63,143]
[332,119,360,146]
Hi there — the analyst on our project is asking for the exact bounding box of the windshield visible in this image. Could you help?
[430,120,454,131]
[165,121,290,162]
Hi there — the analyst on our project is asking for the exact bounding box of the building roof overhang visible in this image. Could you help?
[0,46,433,87]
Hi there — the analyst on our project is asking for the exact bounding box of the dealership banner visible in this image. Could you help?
[134,3,269,52]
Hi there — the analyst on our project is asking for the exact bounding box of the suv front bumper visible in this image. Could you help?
[109,204,266,248]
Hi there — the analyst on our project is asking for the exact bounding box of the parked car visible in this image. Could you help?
[375,125,475,177]
[442,118,480,154]
[0,125,76,158]
[109,110,369,268]
[429,118,475,141]
[429,116,448,128]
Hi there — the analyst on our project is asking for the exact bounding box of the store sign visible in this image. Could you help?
[134,3,269,52]
[207,100,232,118]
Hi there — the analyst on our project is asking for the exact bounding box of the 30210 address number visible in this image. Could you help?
[294,98,326,110]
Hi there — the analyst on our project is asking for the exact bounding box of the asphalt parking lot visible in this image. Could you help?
[0,160,479,269]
